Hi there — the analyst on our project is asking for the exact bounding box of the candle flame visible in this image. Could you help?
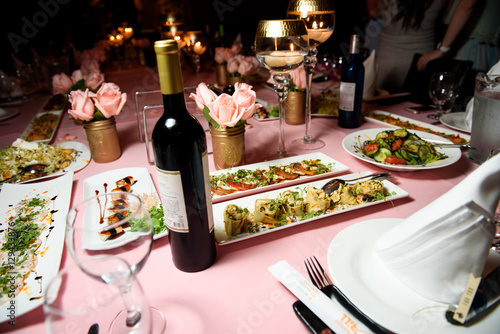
[290,43,294,51]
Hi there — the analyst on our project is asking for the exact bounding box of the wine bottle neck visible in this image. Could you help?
[162,92,187,116]
[154,40,184,95]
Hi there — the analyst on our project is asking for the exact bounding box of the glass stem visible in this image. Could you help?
[273,72,290,157]
[303,48,318,143]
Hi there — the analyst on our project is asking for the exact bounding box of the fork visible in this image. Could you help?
[305,256,391,334]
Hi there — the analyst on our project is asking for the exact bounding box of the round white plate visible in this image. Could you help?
[440,112,471,133]
[0,107,19,121]
[58,141,91,173]
[327,218,500,334]
[342,128,462,172]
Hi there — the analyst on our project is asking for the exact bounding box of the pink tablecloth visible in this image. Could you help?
[0,65,479,334]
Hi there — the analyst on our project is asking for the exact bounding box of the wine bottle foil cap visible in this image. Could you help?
[350,34,360,54]
[154,39,179,54]
[154,39,183,95]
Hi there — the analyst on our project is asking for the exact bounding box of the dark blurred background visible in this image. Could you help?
[0,0,368,73]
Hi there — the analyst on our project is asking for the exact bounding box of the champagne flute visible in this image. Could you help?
[66,192,166,332]
[427,72,456,119]
[254,19,308,158]
[44,256,154,334]
[287,0,335,150]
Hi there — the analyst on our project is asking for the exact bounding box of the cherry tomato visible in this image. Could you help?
[364,143,379,156]
[392,139,403,151]
[385,156,407,165]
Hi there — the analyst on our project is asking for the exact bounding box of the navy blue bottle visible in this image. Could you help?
[338,35,364,128]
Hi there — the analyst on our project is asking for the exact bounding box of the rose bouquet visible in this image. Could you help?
[214,44,242,65]
[226,54,260,79]
[67,83,127,122]
[189,82,261,129]
[289,65,306,92]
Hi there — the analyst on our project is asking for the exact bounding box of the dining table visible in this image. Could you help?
[0,61,489,334]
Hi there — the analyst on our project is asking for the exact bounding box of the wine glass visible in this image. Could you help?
[287,0,335,150]
[316,53,334,91]
[254,19,309,158]
[184,31,207,72]
[0,69,15,101]
[66,192,166,332]
[427,72,456,119]
[44,256,155,334]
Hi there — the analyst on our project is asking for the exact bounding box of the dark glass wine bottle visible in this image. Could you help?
[152,40,216,272]
[338,34,365,128]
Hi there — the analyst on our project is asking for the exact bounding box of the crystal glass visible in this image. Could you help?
[44,256,158,334]
[427,72,456,119]
[255,19,308,158]
[287,0,335,150]
[66,192,165,332]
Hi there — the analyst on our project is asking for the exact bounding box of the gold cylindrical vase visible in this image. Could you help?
[210,124,245,170]
[215,63,228,87]
[83,117,121,163]
[285,91,306,125]
[228,75,244,85]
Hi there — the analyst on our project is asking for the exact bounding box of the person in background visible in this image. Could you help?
[367,0,447,93]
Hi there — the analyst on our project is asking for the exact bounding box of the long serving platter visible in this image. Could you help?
[210,152,350,204]
[213,171,410,245]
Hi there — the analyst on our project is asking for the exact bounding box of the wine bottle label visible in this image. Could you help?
[339,82,356,111]
[155,167,190,233]
[202,151,215,233]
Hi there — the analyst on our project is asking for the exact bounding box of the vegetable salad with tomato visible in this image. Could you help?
[362,128,448,165]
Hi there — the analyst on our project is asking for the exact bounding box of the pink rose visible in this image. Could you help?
[52,73,73,95]
[189,82,218,111]
[214,47,226,64]
[68,89,96,121]
[81,60,100,76]
[71,70,83,83]
[230,44,242,55]
[290,65,306,90]
[211,93,240,127]
[233,82,261,119]
[226,57,240,74]
[238,57,260,77]
[93,83,127,118]
[85,70,105,91]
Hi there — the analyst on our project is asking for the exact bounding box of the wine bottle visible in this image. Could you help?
[338,34,364,128]
[152,40,216,272]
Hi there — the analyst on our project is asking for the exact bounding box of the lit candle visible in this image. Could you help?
[263,50,304,68]
[308,29,332,45]
[192,41,206,55]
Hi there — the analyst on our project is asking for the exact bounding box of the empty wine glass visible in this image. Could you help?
[254,19,308,158]
[427,72,456,119]
[66,192,165,332]
[44,256,156,334]
[287,0,335,150]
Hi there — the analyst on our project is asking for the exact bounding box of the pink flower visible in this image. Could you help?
[68,89,96,121]
[85,70,105,91]
[189,82,218,111]
[227,57,240,74]
[71,70,84,83]
[290,65,307,90]
[93,83,127,118]
[230,44,242,55]
[52,73,73,95]
[81,60,100,76]
[238,57,260,76]
[190,82,261,128]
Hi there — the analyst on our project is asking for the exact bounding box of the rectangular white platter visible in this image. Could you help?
[213,171,409,245]
[365,110,470,141]
[21,110,63,143]
[0,172,73,323]
[210,152,350,204]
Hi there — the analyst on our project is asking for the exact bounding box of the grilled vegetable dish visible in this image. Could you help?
[361,128,448,165]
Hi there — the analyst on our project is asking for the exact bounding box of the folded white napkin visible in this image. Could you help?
[464,59,500,128]
[363,49,377,98]
[375,153,500,304]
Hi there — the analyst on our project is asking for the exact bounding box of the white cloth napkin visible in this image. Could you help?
[363,49,377,98]
[374,153,500,304]
[464,59,500,128]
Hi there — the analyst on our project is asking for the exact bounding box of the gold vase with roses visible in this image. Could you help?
[226,55,260,86]
[285,65,306,125]
[189,82,261,169]
[67,83,127,163]
[214,45,241,87]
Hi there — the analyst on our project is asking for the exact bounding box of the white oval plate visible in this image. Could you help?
[342,128,462,172]
[440,112,471,133]
[328,218,500,334]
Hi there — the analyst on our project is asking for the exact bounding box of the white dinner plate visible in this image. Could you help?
[0,173,73,323]
[365,110,470,142]
[440,112,471,133]
[210,152,350,203]
[83,167,167,240]
[342,128,462,172]
[21,110,63,143]
[0,107,19,121]
[213,171,409,245]
[327,218,500,334]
